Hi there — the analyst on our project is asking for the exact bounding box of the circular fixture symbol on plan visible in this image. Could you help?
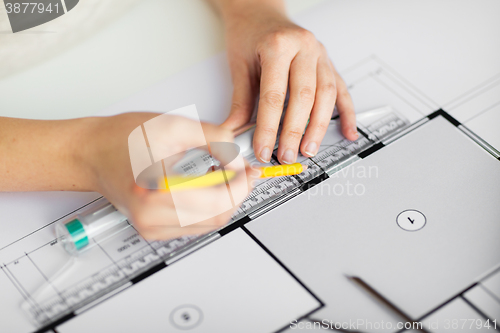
[397,210,426,231]
[170,304,203,330]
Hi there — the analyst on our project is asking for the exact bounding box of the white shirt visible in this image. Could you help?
[0,0,139,79]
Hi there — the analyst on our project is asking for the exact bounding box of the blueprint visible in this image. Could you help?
[1,1,499,332]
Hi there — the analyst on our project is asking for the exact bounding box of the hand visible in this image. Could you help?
[86,113,253,240]
[219,1,358,164]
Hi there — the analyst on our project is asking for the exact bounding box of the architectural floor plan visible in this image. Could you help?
[1,1,499,332]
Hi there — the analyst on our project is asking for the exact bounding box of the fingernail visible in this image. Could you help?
[260,147,271,163]
[304,142,318,157]
[351,127,359,139]
[282,149,295,164]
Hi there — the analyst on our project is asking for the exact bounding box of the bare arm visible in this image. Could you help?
[0,117,98,192]
[0,114,252,240]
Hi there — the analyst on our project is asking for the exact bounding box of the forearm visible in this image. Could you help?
[0,117,98,192]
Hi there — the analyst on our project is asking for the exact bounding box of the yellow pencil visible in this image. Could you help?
[258,163,308,178]
[158,169,236,192]
[157,163,307,191]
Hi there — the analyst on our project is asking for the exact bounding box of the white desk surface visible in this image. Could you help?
[1,1,499,332]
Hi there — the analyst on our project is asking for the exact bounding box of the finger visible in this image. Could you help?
[137,113,234,159]
[132,167,255,240]
[143,115,207,161]
[201,122,234,145]
[200,123,237,164]
[134,165,252,216]
[221,64,258,131]
[138,208,236,240]
[300,56,337,157]
[253,55,293,163]
[130,202,181,237]
[232,122,256,136]
[132,197,228,237]
[277,52,318,164]
[330,62,358,141]
[160,169,251,213]
[159,123,235,175]
[137,215,223,240]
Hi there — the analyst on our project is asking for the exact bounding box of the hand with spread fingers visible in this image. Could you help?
[211,0,358,164]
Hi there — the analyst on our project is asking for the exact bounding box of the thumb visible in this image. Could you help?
[201,123,239,167]
[201,122,234,145]
[221,66,257,131]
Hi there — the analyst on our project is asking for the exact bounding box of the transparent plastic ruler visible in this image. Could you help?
[25,107,409,330]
